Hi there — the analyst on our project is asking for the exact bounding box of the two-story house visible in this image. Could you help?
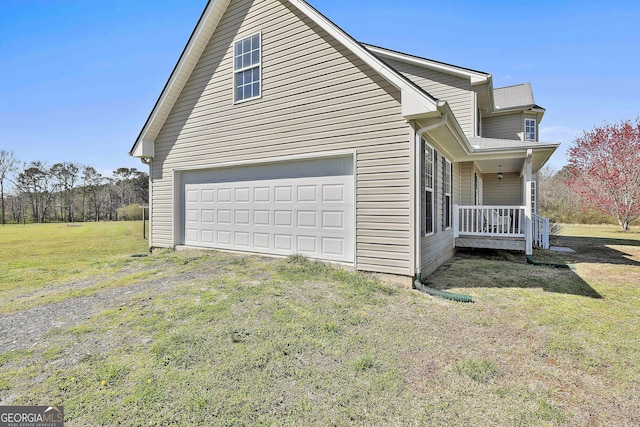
[130,0,558,284]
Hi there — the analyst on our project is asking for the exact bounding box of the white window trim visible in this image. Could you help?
[444,158,452,230]
[525,118,536,141]
[424,141,435,236]
[233,32,262,104]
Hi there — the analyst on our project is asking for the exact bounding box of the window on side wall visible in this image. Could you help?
[234,33,261,103]
[525,118,536,141]
[424,141,435,235]
[443,158,452,230]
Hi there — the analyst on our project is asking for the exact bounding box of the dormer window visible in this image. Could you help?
[525,118,536,141]
[234,33,261,103]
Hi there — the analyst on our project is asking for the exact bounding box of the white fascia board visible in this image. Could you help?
[131,139,155,158]
[365,45,490,85]
[130,0,231,158]
[287,0,438,116]
[473,142,560,154]
[401,91,441,119]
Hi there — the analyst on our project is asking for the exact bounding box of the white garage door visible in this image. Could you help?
[181,156,354,263]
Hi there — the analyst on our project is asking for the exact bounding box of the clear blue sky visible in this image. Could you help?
[1,0,639,177]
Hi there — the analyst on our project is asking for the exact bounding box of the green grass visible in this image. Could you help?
[1,222,639,426]
[0,221,150,314]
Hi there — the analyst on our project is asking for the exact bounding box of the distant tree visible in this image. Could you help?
[567,119,640,230]
[15,161,56,223]
[82,166,104,222]
[51,162,81,222]
[131,169,149,205]
[113,167,134,207]
[0,150,18,226]
[7,192,28,224]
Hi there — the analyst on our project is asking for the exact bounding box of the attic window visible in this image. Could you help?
[234,33,261,103]
[525,118,536,141]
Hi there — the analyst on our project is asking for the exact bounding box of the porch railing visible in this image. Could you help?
[454,205,525,238]
[532,213,550,249]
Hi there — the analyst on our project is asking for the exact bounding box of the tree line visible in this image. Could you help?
[0,150,148,225]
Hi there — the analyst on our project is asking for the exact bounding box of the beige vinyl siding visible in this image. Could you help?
[384,58,474,136]
[459,162,474,206]
[458,162,484,205]
[151,0,412,276]
[482,172,522,206]
[482,113,523,140]
[419,141,458,276]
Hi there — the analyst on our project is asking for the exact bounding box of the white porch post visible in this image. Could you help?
[453,204,459,238]
[524,149,533,257]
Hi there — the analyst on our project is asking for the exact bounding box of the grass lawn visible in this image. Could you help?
[1,222,639,426]
[0,221,149,316]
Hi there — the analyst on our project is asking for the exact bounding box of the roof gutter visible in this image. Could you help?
[416,113,448,138]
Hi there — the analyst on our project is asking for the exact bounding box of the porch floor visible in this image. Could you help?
[455,235,525,251]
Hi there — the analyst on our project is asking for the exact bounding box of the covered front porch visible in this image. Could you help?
[453,145,553,256]
[453,205,550,253]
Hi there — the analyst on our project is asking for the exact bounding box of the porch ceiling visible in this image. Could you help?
[465,137,558,174]
[418,119,559,175]
[474,158,524,174]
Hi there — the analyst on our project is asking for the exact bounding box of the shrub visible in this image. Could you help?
[117,203,147,221]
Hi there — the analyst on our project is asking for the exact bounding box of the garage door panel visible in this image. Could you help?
[297,211,317,228]
[202,230,215,244]
[186,209,199,222]
[201,210,215,223]
[275,211,292,227]
[217,231,231,245]
[254,210,270,226]
[254,187,270,202]
[254,233,270,249]
[322,237,344,256]
[235,210,250,225]
[187,190,199,203]
[235,232,250,247]
[323,211,344,229]
[182,157,354,263]
[218,188,232,202]
[275,234,293,251]
[275,186,293,202]
[202,189,215,203]
[323,184,344,203]
[297,185,318,202]
[297,235,317,254]
[185,228,199,243]
[235,188,250,203]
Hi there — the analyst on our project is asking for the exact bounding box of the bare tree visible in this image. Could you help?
[0,150,17,226]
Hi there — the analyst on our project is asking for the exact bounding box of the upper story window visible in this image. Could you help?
[424,140,435,235]
[234,33,261,103]
[525,118,536,141]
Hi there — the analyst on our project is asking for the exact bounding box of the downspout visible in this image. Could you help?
[412,113,474,303]
[413,113,447,285]
[141,157,152,252]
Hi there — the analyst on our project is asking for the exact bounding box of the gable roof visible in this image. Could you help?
[130,0,446,158]
[363,44,491,85]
